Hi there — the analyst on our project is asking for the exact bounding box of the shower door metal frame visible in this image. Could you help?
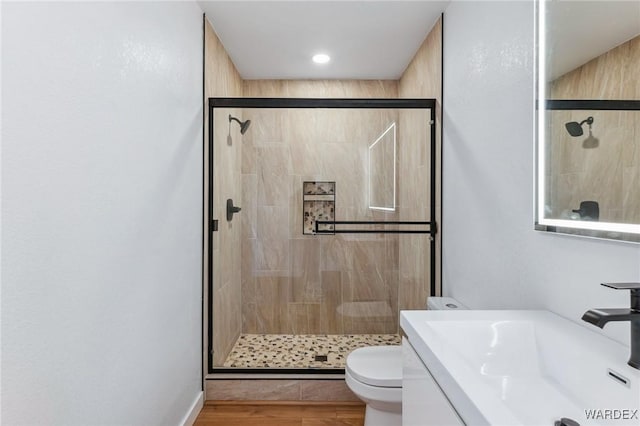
[207,97,438,374]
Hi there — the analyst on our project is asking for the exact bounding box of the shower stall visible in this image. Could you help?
[207,98,437,373]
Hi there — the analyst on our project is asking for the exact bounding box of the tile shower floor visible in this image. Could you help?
[222,334,401,369]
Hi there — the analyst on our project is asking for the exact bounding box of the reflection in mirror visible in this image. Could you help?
[545,107,639,225]
[369,122,396,211]
[536,0,640,242]
[544,1,640,95]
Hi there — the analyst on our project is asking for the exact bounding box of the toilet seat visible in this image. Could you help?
[345,370,402,405]
[346,346,402,388]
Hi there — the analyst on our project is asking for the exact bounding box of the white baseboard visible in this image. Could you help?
[179,391,204,426]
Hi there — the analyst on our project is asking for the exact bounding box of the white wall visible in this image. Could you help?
[2,2,203,424]
[442,1,640,346]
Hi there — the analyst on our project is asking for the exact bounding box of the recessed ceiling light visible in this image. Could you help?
[312,53,330,64]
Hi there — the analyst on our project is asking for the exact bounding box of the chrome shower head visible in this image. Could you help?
[565,116,594,137]
[229,115,251,135]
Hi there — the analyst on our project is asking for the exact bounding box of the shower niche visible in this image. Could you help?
[303,181,335,235]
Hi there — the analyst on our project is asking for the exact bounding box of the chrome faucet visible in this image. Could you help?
[582,283,640,370]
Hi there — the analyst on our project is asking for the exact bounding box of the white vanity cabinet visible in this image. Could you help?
[402,337,464,426]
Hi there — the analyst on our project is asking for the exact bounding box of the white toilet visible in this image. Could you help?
[345,297,467,426]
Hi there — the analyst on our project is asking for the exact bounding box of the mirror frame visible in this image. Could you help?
[534,0,640,244]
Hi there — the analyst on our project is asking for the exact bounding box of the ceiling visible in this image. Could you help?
[199,1,449,80]
[199,1,639,82]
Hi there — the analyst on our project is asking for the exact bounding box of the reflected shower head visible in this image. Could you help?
[229,115,251,135]
[565,116,594,137]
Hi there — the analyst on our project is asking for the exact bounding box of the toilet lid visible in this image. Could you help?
[346,346,402,388]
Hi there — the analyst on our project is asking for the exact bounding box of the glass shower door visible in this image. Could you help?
[208,100,436,372]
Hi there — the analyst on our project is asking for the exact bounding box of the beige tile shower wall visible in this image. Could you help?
[243,80,398,99]
[204,20,243,366]
[241,80,402,335]
[549,35,639,224]
[398,17,443,308]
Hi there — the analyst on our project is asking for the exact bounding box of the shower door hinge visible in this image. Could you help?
[212,219,219,232]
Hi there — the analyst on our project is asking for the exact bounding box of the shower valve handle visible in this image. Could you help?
[226,199,241,221]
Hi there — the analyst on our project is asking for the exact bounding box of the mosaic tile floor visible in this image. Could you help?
[222,334,401,369]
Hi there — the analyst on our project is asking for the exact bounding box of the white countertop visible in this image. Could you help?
[400,310,640,426]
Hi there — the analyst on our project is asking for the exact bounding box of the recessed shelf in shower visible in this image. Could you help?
[303,181,335,235]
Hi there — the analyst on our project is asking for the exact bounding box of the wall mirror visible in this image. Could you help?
[369,122,396,211]
[535,0,640,242]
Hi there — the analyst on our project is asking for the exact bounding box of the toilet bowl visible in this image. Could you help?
[345,297,466,426]
[345,346,402,426]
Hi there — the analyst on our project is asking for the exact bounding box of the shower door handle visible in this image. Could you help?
[226,199,241,221]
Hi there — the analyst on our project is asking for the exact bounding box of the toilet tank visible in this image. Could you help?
[427,296,467,310]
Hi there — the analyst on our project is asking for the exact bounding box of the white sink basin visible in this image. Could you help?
[400,310,640,426]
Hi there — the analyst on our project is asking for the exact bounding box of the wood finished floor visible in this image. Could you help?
[194,401,365,426]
